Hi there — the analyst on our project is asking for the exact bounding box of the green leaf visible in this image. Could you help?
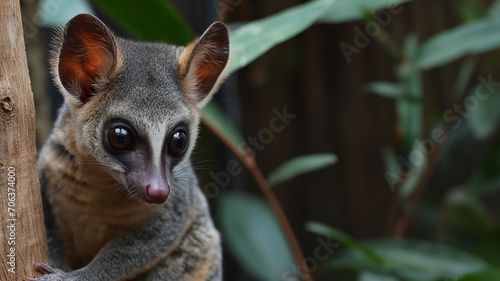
[325,239,487,281]
[446,189,496,235]
[306,222,384,267]
[320,0,411,23]
[397,99,422,151]
[203,102,246,146]
[267,154,337,186]
[453,57,478,99]
[367,82,402,99]
[468,87,500,141]
[89,0,193,45]
[458,268,500,281]
[228,0,335,74]
[398,34,423,151]
[217,193,296,281]
[418,17,500,70]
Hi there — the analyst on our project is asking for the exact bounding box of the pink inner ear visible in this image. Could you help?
[59,50,102,99]
[195,61,225,95]
[58,14,116,103]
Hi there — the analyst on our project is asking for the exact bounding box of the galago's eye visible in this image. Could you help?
[108,126,134,151]
[167,130,188,156]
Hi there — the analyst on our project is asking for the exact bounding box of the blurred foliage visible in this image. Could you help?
[327,239,486,280]
[307,222,385,268]
[228,0,334,74]
[91,0,193,44]
[218,193,296,281]
[309,222,487,281]
[417,16,500,70]
[44,0,500,280]
[268,154,338,186]
[203,102,246,145]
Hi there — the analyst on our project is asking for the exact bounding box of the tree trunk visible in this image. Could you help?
[0,0,49,279]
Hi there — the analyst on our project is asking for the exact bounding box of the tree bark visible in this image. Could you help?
[0,0,49,279]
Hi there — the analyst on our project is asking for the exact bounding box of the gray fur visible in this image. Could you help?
[30,14,227,281]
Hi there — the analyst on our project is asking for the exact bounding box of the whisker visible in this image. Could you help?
[81,160,128,173]
[93,176,118,183]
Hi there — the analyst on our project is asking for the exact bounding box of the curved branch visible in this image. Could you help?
[201,113,313,281]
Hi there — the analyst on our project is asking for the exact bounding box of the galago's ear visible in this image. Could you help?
[178,22,229,108]
[54,14,121,104]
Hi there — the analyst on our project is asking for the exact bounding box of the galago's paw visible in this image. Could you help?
[24,263,69,281]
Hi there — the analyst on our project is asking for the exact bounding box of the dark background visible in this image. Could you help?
[23,0,500,280]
